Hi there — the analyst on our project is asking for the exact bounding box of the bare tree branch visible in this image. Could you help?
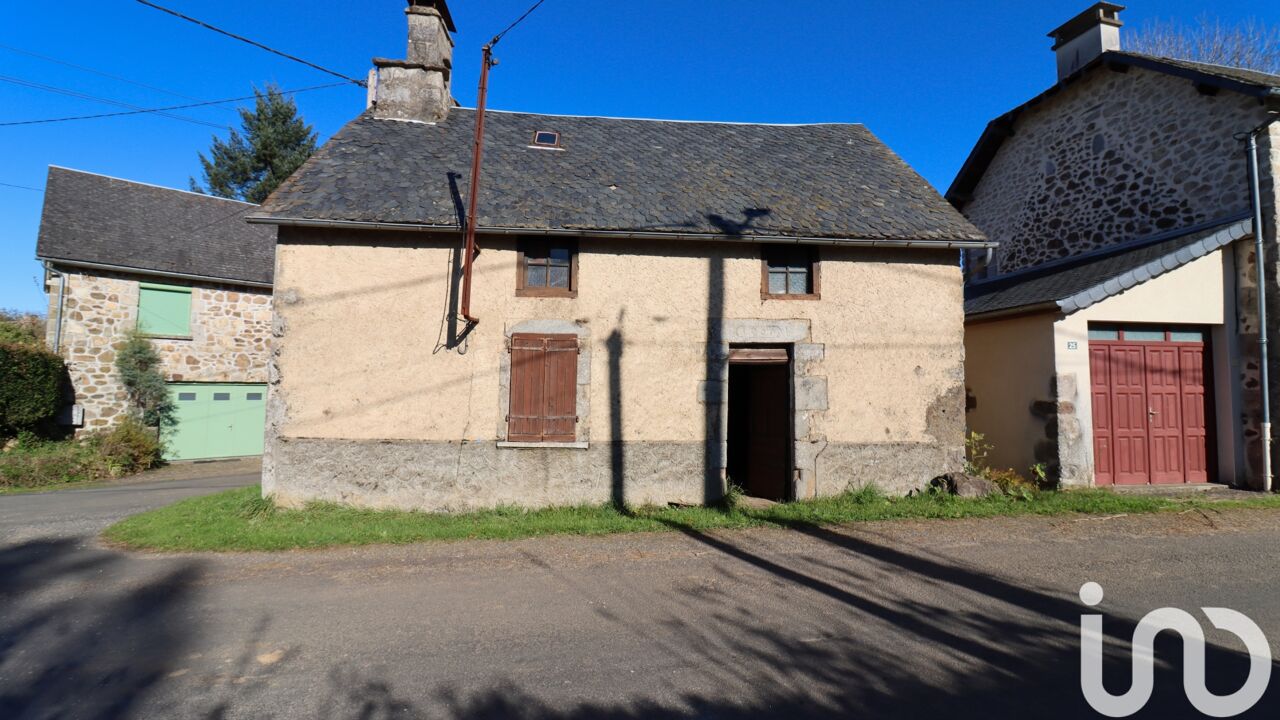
[1127,15,1280,75]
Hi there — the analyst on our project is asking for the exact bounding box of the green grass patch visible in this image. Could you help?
[102,484,1280,553]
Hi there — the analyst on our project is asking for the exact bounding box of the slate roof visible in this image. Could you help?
[252,109,989,245]
[948,51,1280,206]
[36,167,276,286]
[965,217,1252,318]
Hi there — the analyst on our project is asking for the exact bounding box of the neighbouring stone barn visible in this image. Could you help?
[951,3,1280,490]
[247,0,993,512]
[35,166,276,461]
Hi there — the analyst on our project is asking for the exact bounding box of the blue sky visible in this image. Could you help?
[2,0,1276,312]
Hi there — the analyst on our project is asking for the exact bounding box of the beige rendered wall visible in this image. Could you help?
[268,229,966,508]
[1053,248,1237,484]
[963,312,1057,475]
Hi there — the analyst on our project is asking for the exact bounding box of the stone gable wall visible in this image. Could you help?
[45,269,272,431]
[964,67,1269,275]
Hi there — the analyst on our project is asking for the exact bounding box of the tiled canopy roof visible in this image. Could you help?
[964,217,1251,318]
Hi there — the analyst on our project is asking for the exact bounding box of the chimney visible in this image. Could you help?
[1048,2,1124,82]
[370,0,456,122]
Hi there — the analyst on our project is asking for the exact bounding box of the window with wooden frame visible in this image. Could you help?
[517,238,578,297]
[507,333,579,442]
[761,245,819,299]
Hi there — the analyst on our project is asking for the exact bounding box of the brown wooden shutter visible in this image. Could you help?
[507,333,578,442]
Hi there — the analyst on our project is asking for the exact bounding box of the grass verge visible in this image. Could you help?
[102,484,1280,553]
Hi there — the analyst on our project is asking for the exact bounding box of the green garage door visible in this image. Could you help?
[165,383,267,461]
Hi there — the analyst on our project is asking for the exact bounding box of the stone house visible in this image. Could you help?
[951,3,1280,488]
[35,166,276,461]
[247,0,993,512]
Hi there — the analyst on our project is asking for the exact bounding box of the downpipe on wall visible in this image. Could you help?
[44,261,66,354]
[1244,115,1279,492]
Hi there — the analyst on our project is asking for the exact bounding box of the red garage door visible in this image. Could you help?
[1089,325,1213,486]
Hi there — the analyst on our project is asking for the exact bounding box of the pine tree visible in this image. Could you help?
[191,86,318,204]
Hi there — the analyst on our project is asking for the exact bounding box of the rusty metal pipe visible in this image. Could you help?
[459,44,495,326]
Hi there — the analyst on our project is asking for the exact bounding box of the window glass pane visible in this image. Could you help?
[1170,330,1204,342]
[548,265,570,288]
[768,271,787,294]
[177,392,197,401]
[1124,329,1165,341]
[137,285,191,336]
[548,246,571,264]
[787,270,809,295]
[526,264,547,288]
[213,392,231,401]
[1088,327,1119,341]
[246,392,263,401]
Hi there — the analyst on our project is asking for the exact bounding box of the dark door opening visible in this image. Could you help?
[727,349,792,502]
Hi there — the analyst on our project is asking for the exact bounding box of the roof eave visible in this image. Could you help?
[38,256,272,289]
[247,215,996,249]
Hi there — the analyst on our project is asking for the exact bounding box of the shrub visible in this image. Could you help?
[0,417,162,489]
[0,309,44,347]
[116,330,175,429]
[0,341,67,437]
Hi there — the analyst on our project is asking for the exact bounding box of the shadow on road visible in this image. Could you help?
[0,538,205,719]
[314,519,1280,719]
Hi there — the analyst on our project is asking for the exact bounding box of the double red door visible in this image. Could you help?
[1090,329,1212,485]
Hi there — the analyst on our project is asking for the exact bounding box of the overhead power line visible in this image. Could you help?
[491,0,549,45]
[0,43,205,102]
[0,178,43,189]
[0,82,348,127]
[135,0,367,88]
[0,73,229,129]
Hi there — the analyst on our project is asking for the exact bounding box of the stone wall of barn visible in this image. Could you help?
[44,268,272,432]
[963,66,1270,276]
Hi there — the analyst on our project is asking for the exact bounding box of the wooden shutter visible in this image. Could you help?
[508,333,578,442]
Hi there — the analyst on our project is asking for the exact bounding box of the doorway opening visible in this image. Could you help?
[726,346,792,502]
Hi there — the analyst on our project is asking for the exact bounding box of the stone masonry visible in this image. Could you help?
[44,268,271,431]
[966,67,1269,276]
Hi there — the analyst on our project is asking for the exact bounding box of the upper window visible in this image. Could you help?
[531,130,560,147]
[517,238,578,297]
[137,282,192,337]
[762,246,819,299]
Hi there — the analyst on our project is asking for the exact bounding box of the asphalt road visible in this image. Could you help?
[3,473,1280,719]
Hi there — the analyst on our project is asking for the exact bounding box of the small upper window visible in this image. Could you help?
[762,246,818,299]
[531,130,560,147]
[517,238,577,297]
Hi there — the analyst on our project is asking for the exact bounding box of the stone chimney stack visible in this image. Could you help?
[1048,2,1124,82]
[370,0,456,122]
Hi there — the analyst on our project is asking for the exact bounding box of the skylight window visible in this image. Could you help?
[531,130,560,147]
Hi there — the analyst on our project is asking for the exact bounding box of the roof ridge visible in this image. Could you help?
[448,107,865,128]
[1110,50,1280,84]
[47,165,259,206]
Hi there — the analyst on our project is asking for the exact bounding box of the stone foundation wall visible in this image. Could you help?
[268,437,958,512]
[44,268,272,431]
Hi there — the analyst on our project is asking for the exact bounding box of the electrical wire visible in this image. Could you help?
[135,0,367,88]
[0,82,348,127]
[491,0,549,45]
[0,181,43,191]
[0,43,206,102]
[0,74,229,129]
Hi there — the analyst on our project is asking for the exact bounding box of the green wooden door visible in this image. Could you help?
[165,383,267,460]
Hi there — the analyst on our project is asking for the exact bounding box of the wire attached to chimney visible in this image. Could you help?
[134,0,368,88]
